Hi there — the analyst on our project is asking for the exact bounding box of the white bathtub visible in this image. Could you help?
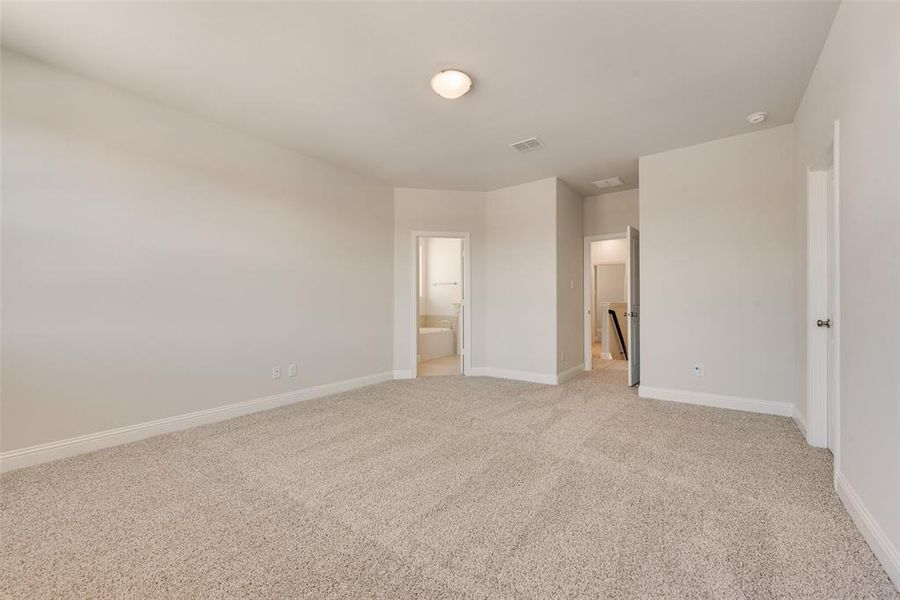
[418,327,454,361]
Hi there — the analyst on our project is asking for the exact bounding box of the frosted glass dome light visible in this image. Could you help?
[430,69,473,99]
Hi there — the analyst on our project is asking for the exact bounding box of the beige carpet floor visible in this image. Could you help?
[2,361,898,599]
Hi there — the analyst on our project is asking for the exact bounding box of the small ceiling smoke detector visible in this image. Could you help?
[746,111,768,125]
[430,69,473,99]
[592,176,624,189]
[509,137,544,153]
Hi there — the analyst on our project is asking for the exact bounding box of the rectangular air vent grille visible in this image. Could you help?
[509,137,544,153]
[592,176,624,189]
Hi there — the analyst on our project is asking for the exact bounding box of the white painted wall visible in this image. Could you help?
[1,52,394,452]
[485,178,558,377]
[423,237,462,315]
[596,264,626,303]
[792,2,900,583]
[393,188,486,371]
[398,178,579,381]
[556,179,584,374]
[583,188,639,236]
[639,125,795,410]
[591,239,628,265]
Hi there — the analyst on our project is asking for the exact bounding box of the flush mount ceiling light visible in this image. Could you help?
[430,69,472,99]
[746,111,768,124]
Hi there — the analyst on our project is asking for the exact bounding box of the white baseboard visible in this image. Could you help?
[0,371,395,474]
[792,404,808,438]
[469,365,585,385]
[392,369,414,379]
[638,386,793,416]
[467,367,557,385]
[557,363,585,384]
[835,470,900,590]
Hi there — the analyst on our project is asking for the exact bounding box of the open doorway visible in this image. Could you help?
[413,233,469,377]
[583,228,640,385]
[591,241,628,363]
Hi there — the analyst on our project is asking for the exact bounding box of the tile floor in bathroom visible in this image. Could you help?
[418,355,461,377]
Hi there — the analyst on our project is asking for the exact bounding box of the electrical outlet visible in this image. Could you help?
[288,363,298,377]
[692,364,705,377]
[272,366,281,379]
[561,351,566,362]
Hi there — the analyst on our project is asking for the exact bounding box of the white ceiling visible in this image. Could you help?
[1,1,838,196]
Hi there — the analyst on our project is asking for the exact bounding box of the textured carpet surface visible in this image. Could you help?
[2,361,898,599]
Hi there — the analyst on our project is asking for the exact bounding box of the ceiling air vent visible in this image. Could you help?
[509,137,544,153]
[592,176,624,190]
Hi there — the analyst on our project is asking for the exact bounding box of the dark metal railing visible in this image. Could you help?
[608,309,627,360]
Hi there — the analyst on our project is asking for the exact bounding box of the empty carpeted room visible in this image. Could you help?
[1,1,899,598]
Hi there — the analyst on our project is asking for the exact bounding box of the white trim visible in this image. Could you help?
[835,470,900,590]
[584,233,628,241]
[392,369,415,380]
[792,404,808,438]
[557,363,585,384]
[638,386,792,416]
[831,119,842,469]
[583,232,628,371]
[410,231,471,379]
[468,367,557,385]
[0,371,395,473]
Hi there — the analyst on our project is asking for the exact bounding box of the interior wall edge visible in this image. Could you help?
[792,404,808,439]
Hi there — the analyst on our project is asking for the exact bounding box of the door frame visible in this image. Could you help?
[805,119,841,466]
[410,231,471,378]
[626,225,640,387]
[583,232,627,371]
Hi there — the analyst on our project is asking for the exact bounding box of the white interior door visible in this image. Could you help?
[807,168,836,449]
[458,242,465,374]
[626,226,640,386]
[825,168,837,450]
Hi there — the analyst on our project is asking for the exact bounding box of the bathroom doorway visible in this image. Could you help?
[412,232,470,377]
